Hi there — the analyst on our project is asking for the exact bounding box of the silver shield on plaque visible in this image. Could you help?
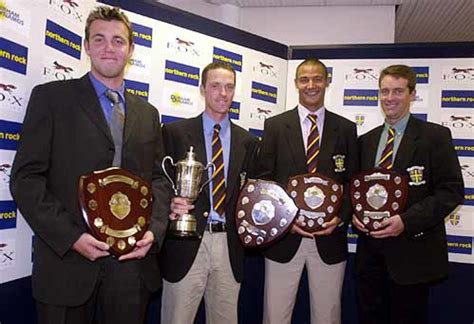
[251,200,275,225]
[303,185,325,210]
[366,183,388,210]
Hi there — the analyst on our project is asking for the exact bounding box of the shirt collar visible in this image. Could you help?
[202,111,230,135]
[88,72,126,103]
[384,112,410,135]
[297,104,325,123]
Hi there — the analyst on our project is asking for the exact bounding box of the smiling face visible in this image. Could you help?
[200,68,235,122]
[295,63,329,112]
[379,75,416,125]
[84,19,134,89]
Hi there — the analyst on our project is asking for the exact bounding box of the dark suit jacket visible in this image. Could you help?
[355,115,464,285]
[10,75,168,306]
[258,107,359,264]
[158,114,259,283]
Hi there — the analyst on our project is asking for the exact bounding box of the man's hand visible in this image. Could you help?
[290,219,315,238]
[370,215,405,239]
[72,233,110,261]
[352,214,369,234]
[313,216,341,236]
[169,197,194,221]
[119,230,154,261]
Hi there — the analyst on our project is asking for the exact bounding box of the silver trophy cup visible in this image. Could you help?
[162,146,214,238]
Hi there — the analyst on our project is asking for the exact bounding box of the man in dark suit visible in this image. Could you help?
[10,7,167,324]
[158,62,259,324]
[353,64,464,324]
[259,58,358,324]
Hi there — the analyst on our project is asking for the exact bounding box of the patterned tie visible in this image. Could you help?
[211,124,226,216]
[378,127,395,169]
[105,90,125,167]
[306,114,320,173]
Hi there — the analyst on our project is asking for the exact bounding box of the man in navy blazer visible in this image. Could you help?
[158,62,259,324]
[10,6,167,324]
[353,65,464,324]
[258,58,358,324]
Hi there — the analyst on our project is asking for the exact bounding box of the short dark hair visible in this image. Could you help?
[379,65,416,93]
[201,62,236,87]
[295,58,328,80]
[85,6,133,45]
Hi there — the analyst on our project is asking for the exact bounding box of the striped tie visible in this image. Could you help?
[378,127,395,169]
[306,114,320,173]
[211,124,226,216]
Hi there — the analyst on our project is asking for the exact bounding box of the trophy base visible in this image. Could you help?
[168,214,200,239]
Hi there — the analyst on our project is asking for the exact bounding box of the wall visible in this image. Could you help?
[240,6,395,45]
[158,1,396,45]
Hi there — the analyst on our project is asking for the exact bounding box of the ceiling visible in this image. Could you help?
[179,0,474,43]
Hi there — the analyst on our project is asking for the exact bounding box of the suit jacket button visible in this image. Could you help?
[203,212,209,218]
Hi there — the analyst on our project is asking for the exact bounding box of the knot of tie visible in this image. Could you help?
[105,89,120,105]
[214,123,221,133]
[308,114,317,125]
[388,127,395,137]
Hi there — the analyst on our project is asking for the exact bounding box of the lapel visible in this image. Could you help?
[365,126,383,168]
[123,91,139,145]
[226,122,246,205]
[393,115,419,171]
[77,75,113,144]
[319,110,338,169]
[284,107,307,172]
[184,115,209,198]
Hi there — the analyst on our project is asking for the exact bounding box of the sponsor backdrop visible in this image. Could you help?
[287,56,474,264]
[1,0,473,323]
[0,0,288,286]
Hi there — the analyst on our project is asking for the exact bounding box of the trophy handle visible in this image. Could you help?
[162,156,178,195]
[199,162,216,194]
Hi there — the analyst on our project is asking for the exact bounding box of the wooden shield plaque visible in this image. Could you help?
[235,179,298,248]
[351,168,408,231]
[78,168,152,255]
[286,173,343,232]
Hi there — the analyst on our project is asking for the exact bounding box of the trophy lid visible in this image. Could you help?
[180,146,204,168]
[185,146,196,161]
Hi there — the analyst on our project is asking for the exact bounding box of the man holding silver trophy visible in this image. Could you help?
[158,62,259,324]
[353,65,464,324]
[258,58,359,324]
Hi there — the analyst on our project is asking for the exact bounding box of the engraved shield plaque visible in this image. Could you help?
[287,173,343,232]
[78,167,152,255]
[351,168,408,231]
[235,179,298,248]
